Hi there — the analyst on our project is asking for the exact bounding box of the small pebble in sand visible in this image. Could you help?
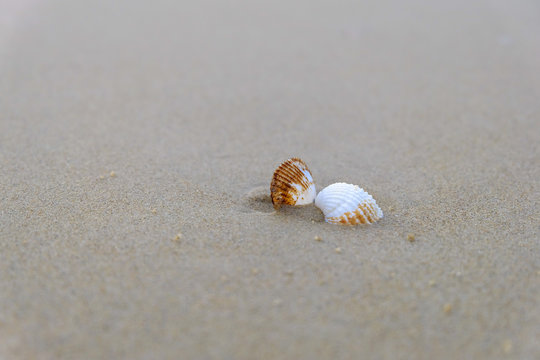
[151,208,157,214]
[314,235,322,241]
[109,171,116,177]
[173,233,182,241]
[335,247,342,254]
[407,234,415,242]
[502,339,512,353]
[443,303,452,314]
[429,280,437,287]
[99,175,105,180]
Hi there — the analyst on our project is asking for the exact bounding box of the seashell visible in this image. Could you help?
[314,183,383,225]
[270,158,316,210]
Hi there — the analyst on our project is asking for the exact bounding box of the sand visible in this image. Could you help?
[1,0,539,359]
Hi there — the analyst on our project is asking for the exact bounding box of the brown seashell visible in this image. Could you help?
[270,158,316,210]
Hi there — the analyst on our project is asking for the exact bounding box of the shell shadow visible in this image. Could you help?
[243,186,275,214]
[243,185,325,222]
[275,203,325,223]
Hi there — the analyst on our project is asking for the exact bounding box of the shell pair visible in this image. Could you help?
[270,158,383,225]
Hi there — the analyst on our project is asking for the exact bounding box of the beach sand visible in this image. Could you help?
[1,0,539,359]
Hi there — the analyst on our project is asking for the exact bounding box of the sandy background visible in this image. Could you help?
[1,0,539,359]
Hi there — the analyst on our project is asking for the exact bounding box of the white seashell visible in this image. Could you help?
[315,183,383,225]
[270,158,316,210]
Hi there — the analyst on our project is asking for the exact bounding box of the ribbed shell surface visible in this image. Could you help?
[270,158,316,210]
[315,183,383,225]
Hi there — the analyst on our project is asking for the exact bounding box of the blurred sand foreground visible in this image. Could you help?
[1,1,539,359]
